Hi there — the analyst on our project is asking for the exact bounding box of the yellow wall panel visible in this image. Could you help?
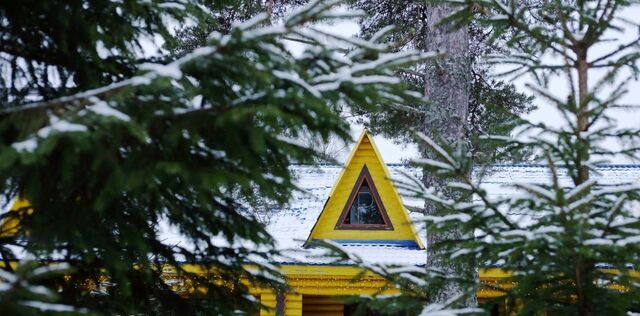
[0,198,32,237]
[251,265,513,312]
[285,293,302,316]
[260,293,277,316]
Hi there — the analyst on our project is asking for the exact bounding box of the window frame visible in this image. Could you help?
[335,165,393,230]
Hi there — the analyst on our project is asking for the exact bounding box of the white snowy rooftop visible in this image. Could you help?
[269,164,640,266]
[6,164,640,267]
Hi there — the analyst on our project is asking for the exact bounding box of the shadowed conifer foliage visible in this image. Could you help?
[324,0,640,315]
[0,0,433,314]
[348,0,536,164]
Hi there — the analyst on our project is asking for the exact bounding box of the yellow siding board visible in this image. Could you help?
[296,287,394,296]
[0,198,32,237]
[285,294,302,316]
[260,293,277,316]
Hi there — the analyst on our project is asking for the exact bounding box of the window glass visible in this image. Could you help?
[344,181,384,225]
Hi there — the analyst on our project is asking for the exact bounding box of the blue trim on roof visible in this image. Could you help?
[291,163,640,169]
[331,239,421,248]
[491,163,640,169]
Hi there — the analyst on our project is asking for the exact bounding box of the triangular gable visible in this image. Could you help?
[304,129,424,249]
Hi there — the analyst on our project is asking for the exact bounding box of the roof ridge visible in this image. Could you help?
[291,163,640,169]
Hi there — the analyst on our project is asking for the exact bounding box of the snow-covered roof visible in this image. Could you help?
[6,163,640,267]
[269,164,640,267]
[268,164,426,266]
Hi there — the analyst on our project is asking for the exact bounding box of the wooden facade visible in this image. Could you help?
[253,130,506,315]
[250,265,513,315]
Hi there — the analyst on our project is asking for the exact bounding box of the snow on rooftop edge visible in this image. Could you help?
[266,164,640,266]
[3,164,640,266]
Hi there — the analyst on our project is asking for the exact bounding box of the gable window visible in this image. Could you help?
[345,182,384,225]
[336,165,392,230]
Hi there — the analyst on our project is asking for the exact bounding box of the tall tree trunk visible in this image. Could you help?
[266,0,274,19]
[575,45,593,316]
[421,4,475,305]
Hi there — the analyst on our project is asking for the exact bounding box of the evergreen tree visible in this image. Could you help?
[0,0,201,106]
[0,0,433,314]
[0,260,88,315]
[344,4,534,304]
[348,0,535,164]
[330,0,640,315]
[167,0,309,58]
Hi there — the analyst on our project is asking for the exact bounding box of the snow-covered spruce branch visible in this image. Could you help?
[2,0,399,117]
[409,132,517,232]
[0,14,278,115]
[0,261,87,314]
[5,0,434,154]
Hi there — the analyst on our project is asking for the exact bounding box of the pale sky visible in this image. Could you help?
[512,6,640,164]
[284,6,640,164]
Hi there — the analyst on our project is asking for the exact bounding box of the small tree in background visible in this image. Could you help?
[0,0,433,314]
[326,0,640,315]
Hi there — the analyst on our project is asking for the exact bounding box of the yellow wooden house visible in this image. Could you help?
[251,130,510,315]
[248,130,640,315]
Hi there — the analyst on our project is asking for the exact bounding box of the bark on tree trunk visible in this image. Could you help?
[421,4,476,305]
[266,0,274,19]
[575,46,593,316]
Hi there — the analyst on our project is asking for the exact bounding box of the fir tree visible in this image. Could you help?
[331,0,640,315]
[347,0,535,164]
[167,0,309,58]
[0,0,433,314]
[0,260,87,315]
[0,0,201,106]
